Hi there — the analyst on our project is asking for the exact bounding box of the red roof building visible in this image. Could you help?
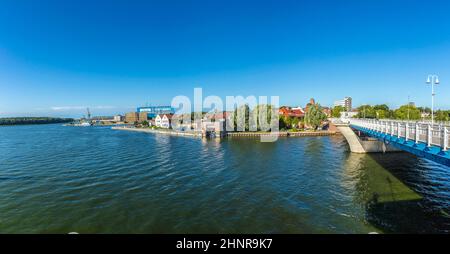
[279,106,305,118]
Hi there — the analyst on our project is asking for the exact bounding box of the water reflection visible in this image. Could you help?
[343,152,450,233]
[0,125,448,233]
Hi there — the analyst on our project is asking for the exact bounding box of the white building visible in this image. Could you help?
[155,114,172,128]
[340,111,358,119]
[113,115,123,122]
[334,97,352,111]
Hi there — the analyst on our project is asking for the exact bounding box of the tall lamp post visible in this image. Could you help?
[426,74,440,125]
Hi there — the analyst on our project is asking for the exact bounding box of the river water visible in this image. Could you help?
[0,124,449,233]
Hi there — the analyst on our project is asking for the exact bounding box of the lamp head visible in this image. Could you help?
[426,76,431,84]
[435,77,440,84]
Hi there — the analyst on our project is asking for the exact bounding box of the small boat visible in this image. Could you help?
[64,120,93,127]
[64,108,93,127]
[78,121,92,127]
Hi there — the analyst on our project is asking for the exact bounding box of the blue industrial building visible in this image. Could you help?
[137,106,174,118]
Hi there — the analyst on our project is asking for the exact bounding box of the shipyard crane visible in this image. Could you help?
[86,108,91,120]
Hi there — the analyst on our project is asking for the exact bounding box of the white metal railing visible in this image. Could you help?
[349,119,449,151]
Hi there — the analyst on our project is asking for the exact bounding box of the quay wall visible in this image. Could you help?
[227,131,336,137]
[112,126,337,138]
[111,126,202,137]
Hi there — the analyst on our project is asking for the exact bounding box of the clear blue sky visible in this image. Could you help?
[1,0,450,117]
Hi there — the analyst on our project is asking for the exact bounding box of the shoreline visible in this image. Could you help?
[111,126,203,137]
[227,131,336,137]
[112,126,337,138]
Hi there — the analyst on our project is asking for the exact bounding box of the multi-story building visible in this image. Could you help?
[125,112,139,123]
[334,97,352,111]
[113,115,124,122]
[138,112,149,122]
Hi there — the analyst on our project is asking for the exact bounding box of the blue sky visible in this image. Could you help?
[1,0,450,117]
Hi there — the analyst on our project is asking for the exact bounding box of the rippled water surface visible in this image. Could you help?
[0,124,449,233]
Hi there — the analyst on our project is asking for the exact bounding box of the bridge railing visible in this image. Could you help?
[349,119,449,151]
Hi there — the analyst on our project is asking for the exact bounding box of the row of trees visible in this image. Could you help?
[232,103,327,131]
[331,103,450,121]
[0,117,74,125]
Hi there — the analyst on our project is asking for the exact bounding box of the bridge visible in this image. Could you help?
[335,119,450,167]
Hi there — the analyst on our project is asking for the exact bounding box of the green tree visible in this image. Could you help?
[251,104,274,131]
[370,104,390,119]
[331,105,344,118]
[279,116,286,130]
[435,110,450,121]
[393,104,421,120]
[356,105,376,118]
[279,115,290,130]
[305,104,327,130]
[373,104,389,111]
[233,104,250,131]
[417,107,432,114]
[291,117,300,128]
[0,117,73,125]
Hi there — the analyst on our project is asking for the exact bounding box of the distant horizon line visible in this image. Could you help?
[1,103,449,119]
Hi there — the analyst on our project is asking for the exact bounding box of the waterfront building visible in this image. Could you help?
[279,106,305,118]
[202,111,233,122]
[138,112,149,122]
[137,106,174,118]
[201,112,233,132]
[125,112,139,123]
[155,114,173,128]
[155,114,162,127]
[340,110,359,119]
[334,97,352,111]
[113,115,124,122]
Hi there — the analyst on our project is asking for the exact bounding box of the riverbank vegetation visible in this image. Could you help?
[337,104,450,121]
[0,117,74,126]
[231,103,328,131]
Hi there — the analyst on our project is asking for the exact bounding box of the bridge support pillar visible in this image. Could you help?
[336,124,400,154]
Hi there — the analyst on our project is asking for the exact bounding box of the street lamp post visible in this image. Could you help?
[426,75,440,125]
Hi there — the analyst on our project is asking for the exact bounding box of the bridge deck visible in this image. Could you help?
[351,122,450,167]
